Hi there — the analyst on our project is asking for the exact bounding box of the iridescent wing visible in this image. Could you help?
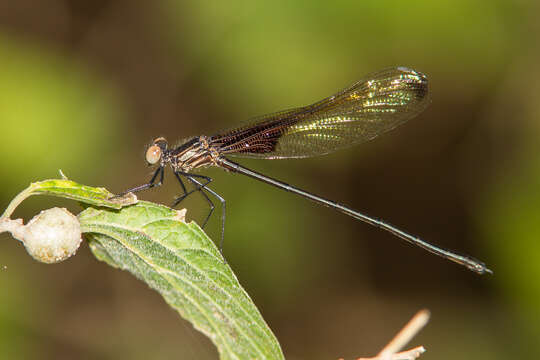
[210,67,430,159]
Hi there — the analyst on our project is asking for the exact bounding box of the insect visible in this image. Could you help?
[120,67,491,274]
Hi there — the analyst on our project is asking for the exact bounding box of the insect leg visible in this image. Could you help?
[116,167,164,197]
[171,171,213,208]
[186,176,226,254]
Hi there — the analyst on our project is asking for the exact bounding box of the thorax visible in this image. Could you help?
[169,136,219,172]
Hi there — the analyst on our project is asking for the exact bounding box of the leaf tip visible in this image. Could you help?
[173,208,187,222]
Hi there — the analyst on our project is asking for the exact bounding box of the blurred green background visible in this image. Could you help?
[0,0,539,359]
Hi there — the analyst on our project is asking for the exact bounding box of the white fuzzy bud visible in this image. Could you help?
[10,208,82,263]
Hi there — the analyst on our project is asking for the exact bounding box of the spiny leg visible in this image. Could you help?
[172,171,213,208]
[181,171,213,189]
[184,176,215,228]
[172,172,215,230]
[186,176,226,254]
[115,166,164,197]
[171,172,190,207]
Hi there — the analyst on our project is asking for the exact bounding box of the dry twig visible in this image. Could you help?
[339,309,430,360]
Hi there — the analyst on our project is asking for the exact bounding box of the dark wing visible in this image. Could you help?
[210,67,430,159]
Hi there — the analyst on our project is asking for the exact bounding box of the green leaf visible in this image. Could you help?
[2,178,136,219]
[2,178,283,358]
[79,201,284,360]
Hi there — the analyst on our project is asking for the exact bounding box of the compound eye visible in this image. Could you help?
[146,145,162,165]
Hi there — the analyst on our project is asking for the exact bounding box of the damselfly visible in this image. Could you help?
[120,67,491,274]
